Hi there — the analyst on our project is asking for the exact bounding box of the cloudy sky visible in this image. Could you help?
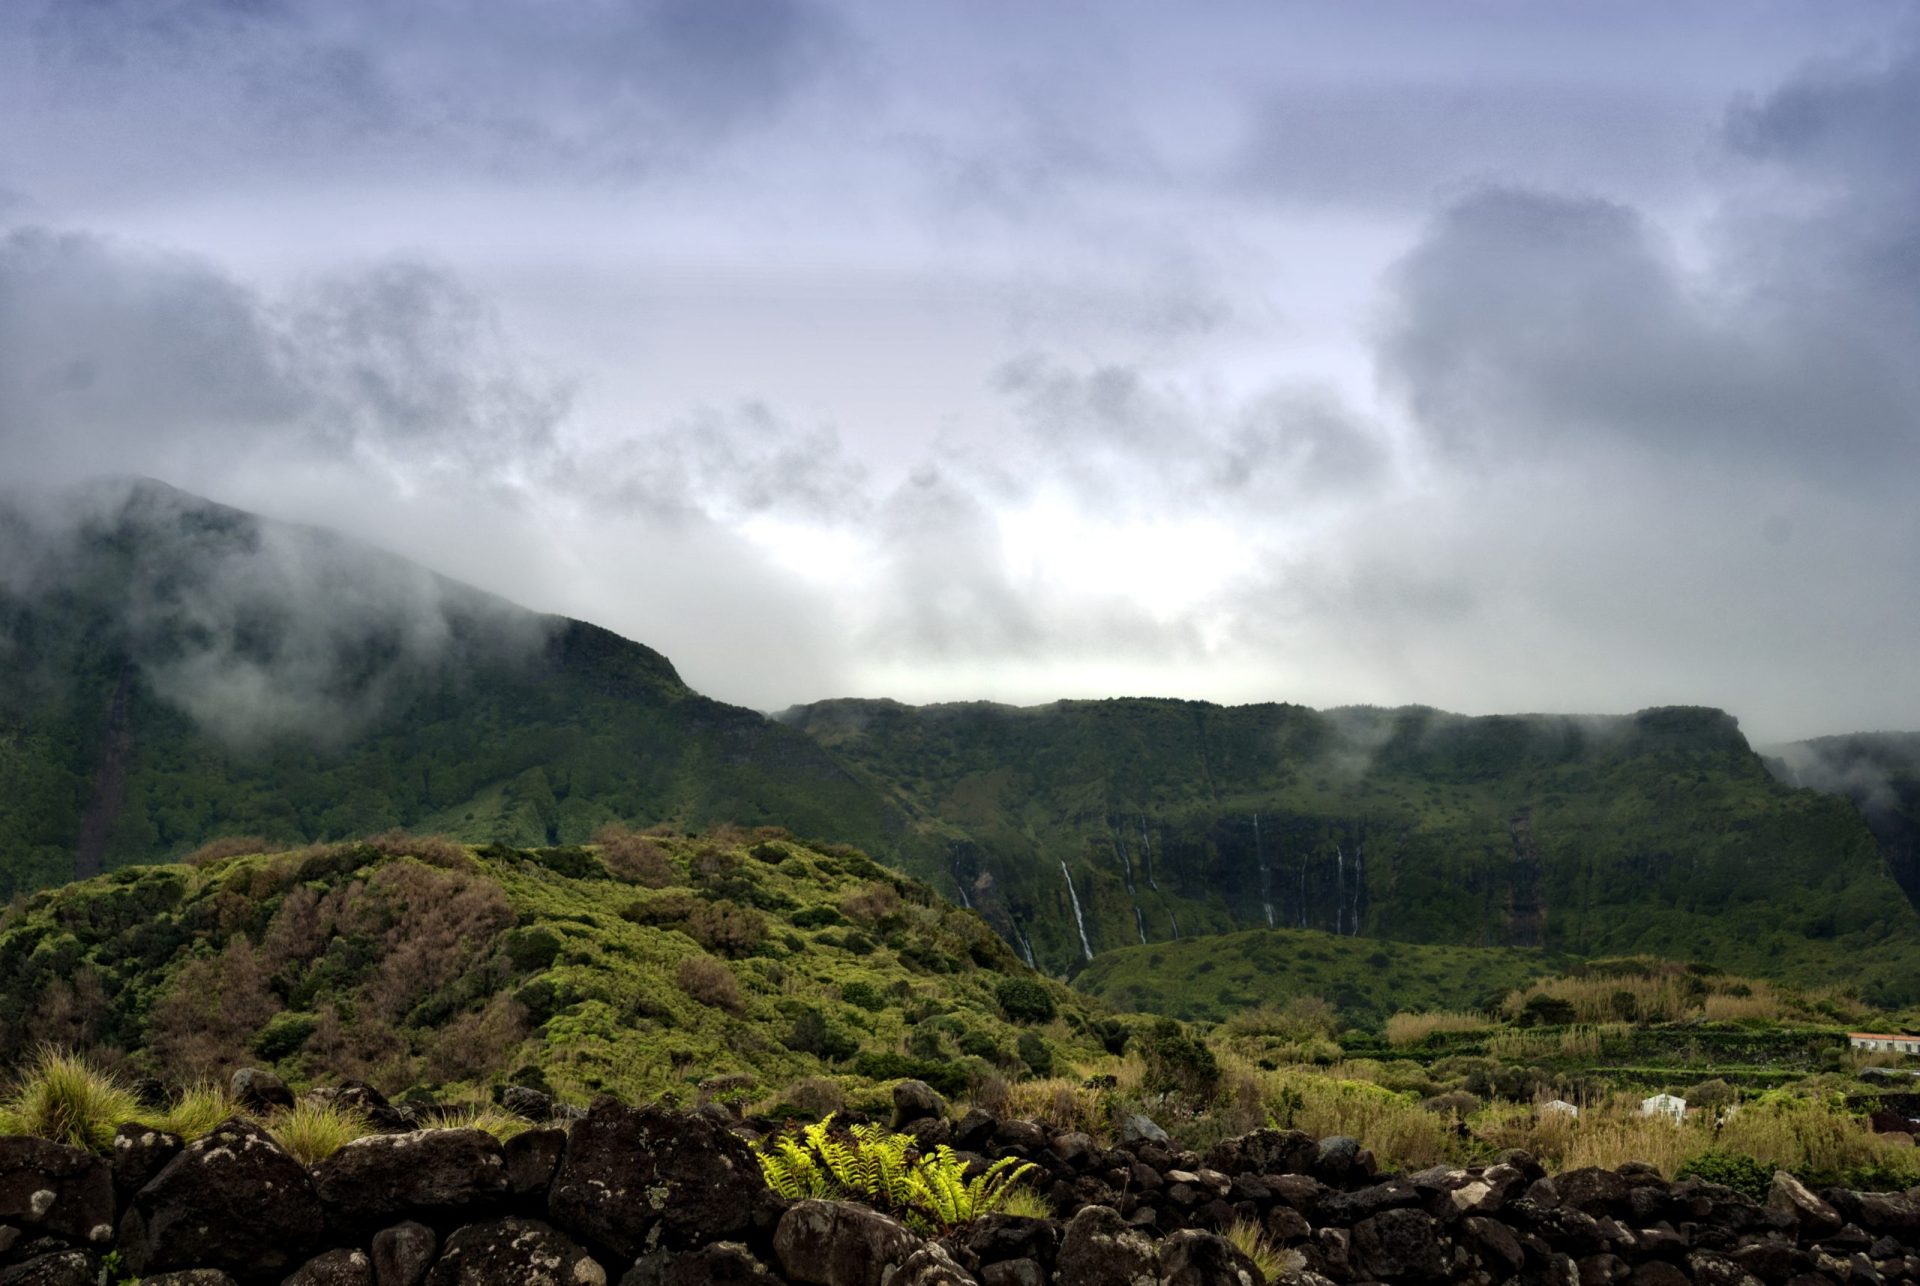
[3,0,1918,741]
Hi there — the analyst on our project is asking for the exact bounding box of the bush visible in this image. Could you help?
[785,1008,860,1062]
[503,927,563,973]
[1676,1150,1772,1201]
[687,900,767,958]
[596,827,679,886]
[1685,1078,1736,1110]
[251,1011,321,1061]
[839,980,887,1013]
[267,1099,373,1166]
[1138,1019,1220,1104]
[850,1053,969,1099]
[1016,1031,1054,1078]
[995,978,1057,1025]
[677,956,745,1013]
[182,836,285,866]
[0,1048,139,1152]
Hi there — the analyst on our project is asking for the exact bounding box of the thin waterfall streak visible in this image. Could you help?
[1060,861,1094,961]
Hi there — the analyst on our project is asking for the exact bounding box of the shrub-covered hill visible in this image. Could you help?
[0,829,1112,1101]
[781,697,1920,999]
[0,478,918,899]
[1768,731,1920,908]
[1074,925,1566,1028]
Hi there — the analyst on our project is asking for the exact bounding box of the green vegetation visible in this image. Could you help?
[787,697,1920,998]
[1076,926,1561,1027]
[0,1047,140,1151]
[757,1115,1040,1235]
[0,829,1105,1104]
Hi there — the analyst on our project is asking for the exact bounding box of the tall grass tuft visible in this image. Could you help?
[1225,1217,1301,1282]
[151,1082,238,1141]
[267,1099,373,1166]
[1384,1010,1493,1045]
[0,1048,139,1152]
[429,1102,533,1141]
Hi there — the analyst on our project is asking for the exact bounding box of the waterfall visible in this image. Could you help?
[1167,908,1181,939]
[1335,845,1345,935]
[1138,818,1160,890]
[1133,905,1148,945]
[1298,863,1307,929]
[1060,861,1094,961]
[1350,843,1364,936]
[1113,827,1136,894]
[953,878,971,909]
[1013,921,1037,969]
[1254,813,1275,928]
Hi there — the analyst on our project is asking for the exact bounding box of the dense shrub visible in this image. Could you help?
[687,900,767,958]
[1016,1031,1053,1078]
[784,1007,859,1061]
[251,1010,321,1061]
[677,956,745,1013]
[840,980,887,1013]
[850,1053,969,1099]
[596,826,679,886]
[1138,1018,1221,1103]
[1676,1150,1772,1201]
[995,978,1057,1024]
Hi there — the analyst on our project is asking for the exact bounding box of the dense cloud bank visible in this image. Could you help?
[2,3,1919,735]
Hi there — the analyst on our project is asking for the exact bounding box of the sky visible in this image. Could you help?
[3,0,1919,742]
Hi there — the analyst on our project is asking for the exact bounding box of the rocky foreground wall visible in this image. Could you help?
[3,1081,1920,1285]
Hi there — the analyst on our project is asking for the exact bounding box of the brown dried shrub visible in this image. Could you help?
[425,994,532,1083]
[676,955,745,1013]
[345,864,515,1022]
[594,825,679,887]
[148,938,280,1080]
[840,882,905,928]
[182,835,286,866]
[687,900,766,958]
[366,830,473,869]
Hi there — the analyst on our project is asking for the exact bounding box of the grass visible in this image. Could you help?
[428,1102,535,1141]
[1385,1010,1494,1045]
[151,1082,238,1140]
[0,1047,140,1151]
[1225,1218,1300,1282]
[265,1098,374,1166]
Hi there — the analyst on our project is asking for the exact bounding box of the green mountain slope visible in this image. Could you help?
[1767,732,1920,909]
[0,830,1108,1097]
[1074,926,1563,1028]
[779,698,1920,1001]
[0,479,914,896]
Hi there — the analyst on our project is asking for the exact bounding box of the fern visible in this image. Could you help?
[755,1114,1039,1233]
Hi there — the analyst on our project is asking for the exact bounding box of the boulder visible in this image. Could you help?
[0,1251,95,1286]
[885,1243,976,1286]
[1057,1206,1156,1286]
[308,1084,408,1134]
[423,1217,605,1286]
[1556,1168,1631,1217]
[313,1128,508,1229]
[284,1249,374,1286]
[371,1221,437,1286]
[504,1129,567,1199]
[619,1242,777,1285]
[976,1262,1043,1286]
[118,1116,323,1284]
[1310,1137,1374,1186]
[0,1136,114,1247]
[134,1272,241,1286]
[1157,1229,1261,1286]
[548,1100,766,1259]
[1119,1115,1168,1146]
[110,1124,184,1200]
[1855,1189,1920,1236]
[1683,1251,1764,1286]
[1766,1171,1842,1238]
[1350,1208,1447,1281]
[500,1087,559,1126]
[771,1199,922,1286]
[228,1069,294,1115]
[890,1083,946,1131]
[1203,1130,1316,1179]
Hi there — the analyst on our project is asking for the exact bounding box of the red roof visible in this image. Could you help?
[1848,1032,1920,1041]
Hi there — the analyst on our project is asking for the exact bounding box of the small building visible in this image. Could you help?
[1849,1032,1920,1055]
[1538,1099,1580,1119]
[1639,1093,1686,1122]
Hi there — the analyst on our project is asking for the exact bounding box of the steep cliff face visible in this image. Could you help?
[781,698,1920,1000]
[1767,732,1920,907]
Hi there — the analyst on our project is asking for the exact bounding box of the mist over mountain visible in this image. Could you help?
[5,480,1917,1003]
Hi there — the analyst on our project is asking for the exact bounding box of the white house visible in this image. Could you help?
[1639,1093,1686,1122]
[1850,1032,1920,1055]
[1539,1099,1580,1119]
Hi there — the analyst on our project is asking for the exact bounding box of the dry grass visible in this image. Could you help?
[1500,959,1849,1027]
[0,1047,139,1151]
[266,1098,374,1165]
[429,1102,534,1141]
[1385,1010,1494,1045]
[1226,1217,1302,1282]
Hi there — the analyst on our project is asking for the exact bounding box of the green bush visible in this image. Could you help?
[1676,1151,1772,1201]
[1138,1018,1220,1103]
[1016,1031,1053,1077]
[251,1011,321,1061]
[840,980,887,1012]
[850,1053,969,1099]
[995,978,1057,1024]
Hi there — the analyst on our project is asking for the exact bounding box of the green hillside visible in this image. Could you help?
[1074,926,1564,1028]
[1768,731,1920,908]
[0,479,916,897]
[0,829,1111,1099]
[781,697,1920,1000]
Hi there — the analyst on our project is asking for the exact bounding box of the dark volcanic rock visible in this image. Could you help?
[424,1217,605,1286]
[109,1122,182,1199]
[1203,1128,1316,1179]
[0,1136,114,1247]
[885,1243,975,1285]
[548,1100,765,1259]
[771,1200,922,1286]
[372,1221,438,1286]
[890,1081,947,1131]
[284,1248,375,1286]
[0,1250,96,1286]
[129,1272,240,1286]
[228,1068,294,1115]
[313,1128,509,1229]
[621,1242,777,1285]
[505,1129,568,1200]
[1157,1228,1260,1286]
[118,1116,323,1284]
[1057,1205,1157,1286]
[1350,1207,1447,1281]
